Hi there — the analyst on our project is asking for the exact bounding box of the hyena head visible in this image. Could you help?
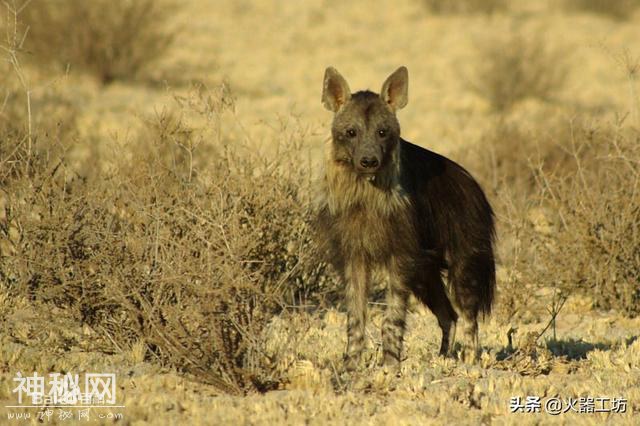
[321,67,408,181]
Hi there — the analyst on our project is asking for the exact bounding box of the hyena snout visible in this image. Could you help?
[355,146,382,173]
[358,155,379,170]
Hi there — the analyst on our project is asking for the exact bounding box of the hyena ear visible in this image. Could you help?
[380,66,408,111]
[322,67,351,112]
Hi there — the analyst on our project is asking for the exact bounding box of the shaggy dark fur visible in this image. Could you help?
[316,66,495,370]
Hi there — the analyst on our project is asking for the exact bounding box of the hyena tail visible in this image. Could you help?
[449,249,496,321]
[478,250,496,318]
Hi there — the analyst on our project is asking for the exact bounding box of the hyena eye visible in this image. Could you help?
[377,129,387,138]
[346,128,357,138]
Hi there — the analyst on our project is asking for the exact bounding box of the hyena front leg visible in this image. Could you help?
[344,261,370,371]
[381,268,410,367]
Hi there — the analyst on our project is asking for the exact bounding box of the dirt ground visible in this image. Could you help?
[1,0,640,424]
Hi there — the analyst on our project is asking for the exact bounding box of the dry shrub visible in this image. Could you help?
[19,0,176,84]
[473,118,576,197]
[532,122,640,316]
[0,76,78,184]
[422,0,507,15]
[563,0,639,20]
[468,117,640,320]
[471,29,569,112]
[0,83,329,393]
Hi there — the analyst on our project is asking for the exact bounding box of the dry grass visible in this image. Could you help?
[530,121,640,316]
[470,28,569,112]
[2,3,331,395]
[463,116,640,322]
[0,82,77,183]
[0,73,331,394]
[563,0,639,20]
[422,0,507,15]
[470,119,572,196]
[18,0,176,84]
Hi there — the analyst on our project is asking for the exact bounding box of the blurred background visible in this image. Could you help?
[4,0,640,162]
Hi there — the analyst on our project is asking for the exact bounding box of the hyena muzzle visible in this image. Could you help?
[315,66,496,370]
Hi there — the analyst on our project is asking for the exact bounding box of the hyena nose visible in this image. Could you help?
[359,157,379,169]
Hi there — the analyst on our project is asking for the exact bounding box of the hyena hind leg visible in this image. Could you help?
[449,252,497,363]
[451,278,483,363]
[459,313,479,363]
[414,272,458,357]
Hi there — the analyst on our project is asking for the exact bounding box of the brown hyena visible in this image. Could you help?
[315,66,496,370]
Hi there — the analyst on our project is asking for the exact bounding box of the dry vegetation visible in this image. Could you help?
[422,0,507,15]
[470,28,569,112]
[19,0,177,84]
[465,116,640,322]
[1,77,329,395]
[563,0,640,21]
[1,0,640,424]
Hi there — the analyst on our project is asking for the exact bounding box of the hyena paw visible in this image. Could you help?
[380,355,402,377]
[344,356,359,372]
[377,350,403,375]
[458,346,479,364]
[344,353,365,372]
[344,350,375,371]
[380,352,401,367]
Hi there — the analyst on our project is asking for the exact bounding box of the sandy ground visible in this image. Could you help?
[2,0,640,424]
[2,296,639,424]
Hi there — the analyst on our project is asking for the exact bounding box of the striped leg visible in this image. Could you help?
[344,261,370,371]
[381,268,410,366]
[449,260,484,363]
[461,314,479,363]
